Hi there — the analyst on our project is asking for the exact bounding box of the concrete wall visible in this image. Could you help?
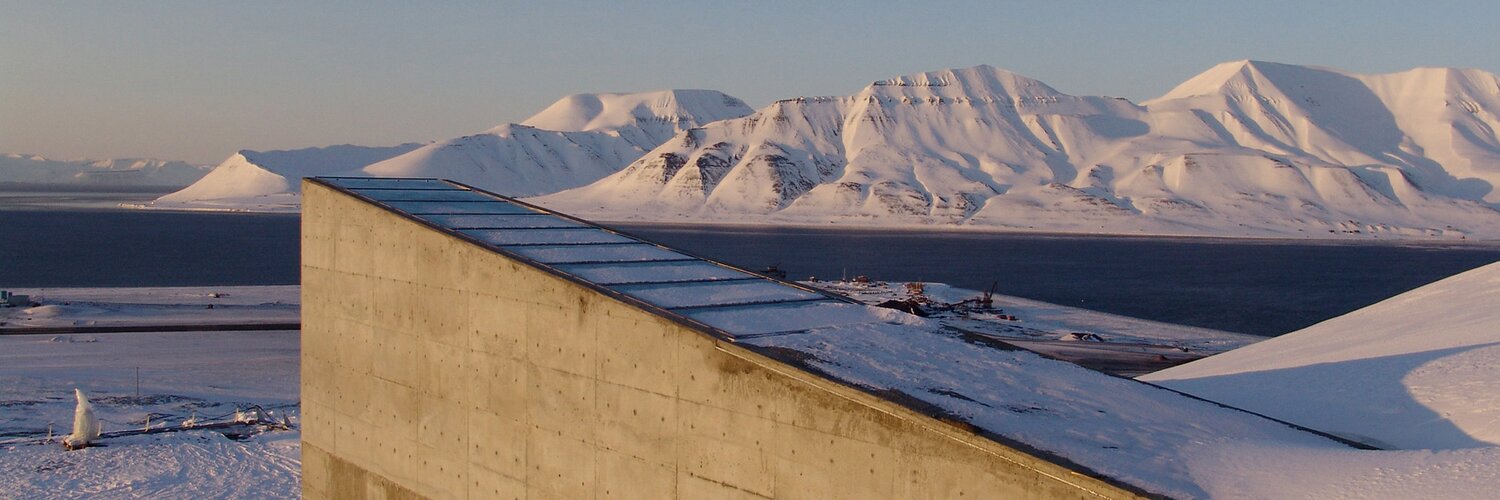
[301,180,1146,499]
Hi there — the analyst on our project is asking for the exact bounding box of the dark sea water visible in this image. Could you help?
[0,209,299,287]
[3,200,1496,336]
[616,224,1500,336]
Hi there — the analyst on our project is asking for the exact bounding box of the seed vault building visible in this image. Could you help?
[300,177,1361,499]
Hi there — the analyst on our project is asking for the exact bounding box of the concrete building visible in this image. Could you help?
[300,176,1156,499]
[300,177,1359,499]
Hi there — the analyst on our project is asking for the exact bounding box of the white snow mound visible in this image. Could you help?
[148,144,422,211]
[1142,260,1500,450]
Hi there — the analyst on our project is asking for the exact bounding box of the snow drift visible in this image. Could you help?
[539,62,1500,239]
[1141,260,1500,450]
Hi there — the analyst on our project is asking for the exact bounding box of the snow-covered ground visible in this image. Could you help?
[6,270,1500,498]
[750,265,1500,497]
[1,286,298,329]
[1137,260,1500,498]
[0,329,301,498]
[806,279,1260,376]
[1143,261,1500,450]
[742,318,1500,498]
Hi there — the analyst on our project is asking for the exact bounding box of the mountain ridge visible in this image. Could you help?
[127,61,1500,239]
[0,154,209,187]
[354,89,754,196]
[537,62,1500,239]
[141,89,754,210]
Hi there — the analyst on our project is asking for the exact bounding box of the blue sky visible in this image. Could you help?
[3,1,1497,164]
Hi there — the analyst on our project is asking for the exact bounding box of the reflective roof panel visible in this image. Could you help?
[613,280,824,309]
[384,201,537,215]
[316,177,453,190]
[351,189,491,202]
[556,261,751,285]
[461,228,637,246]
[414,214,586,229]
[315,176,868,341]
[506,243,689,264]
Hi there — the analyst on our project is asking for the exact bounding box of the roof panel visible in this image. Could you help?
[557,261,750,285]
[318,177,453,190]
[506,243,688,264]
[384,201,538,215]
[462,228,636,246]
[315,176,865,341]
[351,189,491,202]
[415,214,586,229]
[614,280,824,309]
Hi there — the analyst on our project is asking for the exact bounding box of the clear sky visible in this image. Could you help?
[3,0,1497,164]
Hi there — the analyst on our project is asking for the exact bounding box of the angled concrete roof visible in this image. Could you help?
[309,176,1369,498]
[312,176,902,342]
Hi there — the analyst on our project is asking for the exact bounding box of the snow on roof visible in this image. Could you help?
[317,176,1466,498]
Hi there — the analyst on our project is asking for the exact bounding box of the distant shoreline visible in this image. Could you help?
[0,323,299,336]
[0,182,182,194]
[7,187,1500,246]
[608,219,1500,248]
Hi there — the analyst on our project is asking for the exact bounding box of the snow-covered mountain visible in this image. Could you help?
[358,89,754,196]
[538,62,1500,239]
[146,144,424,211]
[146,90,753,211]
[0,154,209,188]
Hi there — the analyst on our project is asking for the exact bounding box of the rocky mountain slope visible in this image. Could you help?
[538,62,1500,239]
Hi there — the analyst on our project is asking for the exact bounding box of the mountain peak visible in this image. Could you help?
[1154,60,1500,103]
[1154,60,1270,101]
[516,89,752,133]
[1155,60,1342,100]
[540,61,1500,239]
[865,65,1065,99]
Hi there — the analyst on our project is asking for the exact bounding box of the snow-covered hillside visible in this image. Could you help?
[143,90,752,211]
[1141,260,1500,450]
[359,89,754,196]
[145,144,423,211]
[0,154,208,188]
[539,62,1500,239]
